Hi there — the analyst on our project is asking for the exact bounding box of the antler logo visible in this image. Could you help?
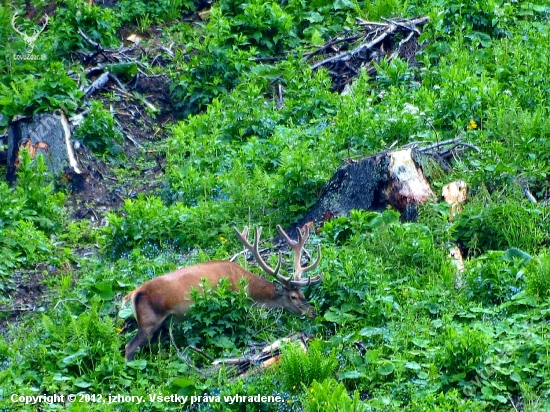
[11,13,48,54]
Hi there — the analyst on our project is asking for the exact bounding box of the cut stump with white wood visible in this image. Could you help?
[295,148,435,228]
[6,113,86,191]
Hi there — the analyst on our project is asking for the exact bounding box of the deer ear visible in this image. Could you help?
[274,283,284,292]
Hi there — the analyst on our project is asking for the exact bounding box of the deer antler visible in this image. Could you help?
[276,224,322,287]
[234,224,322,288]
[233,226,282,277]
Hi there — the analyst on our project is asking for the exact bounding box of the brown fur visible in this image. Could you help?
[123,261,314,361]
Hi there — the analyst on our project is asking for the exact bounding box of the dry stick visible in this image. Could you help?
[355,18,389,26]
[381,17,422,35]
[304,34,363,60]
[82,72,110,97]
[311,27,394,70]
[518,179,538,204]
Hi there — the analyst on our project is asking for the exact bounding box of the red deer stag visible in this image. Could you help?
[122,224,322,361]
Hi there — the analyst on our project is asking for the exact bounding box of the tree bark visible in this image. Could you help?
[7,113,83,188]
[295,148,435,229]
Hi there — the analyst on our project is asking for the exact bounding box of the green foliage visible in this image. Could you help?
[49,0,120,55]
[74,100,123,156]
[438,322,492,384]
[525,253,550,299]
[278,339,338,391]
[0,152,64,275]
[464,249,530,305]
[100,195,238,258]
[5,297,126,394]
[178,277,253,358]
[169,0,360,117]
[168,59,339,231]
[101,196,186,257]
[434,0,512,39]
[5,0,550,410]
[363,0,404,21]
[170,35,249,116]
[0,62,82,125]
[450,199,548,256]
[302,378,366,412]
[117,0,197,25]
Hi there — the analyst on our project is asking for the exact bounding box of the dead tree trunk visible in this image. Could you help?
[7,113,85,190]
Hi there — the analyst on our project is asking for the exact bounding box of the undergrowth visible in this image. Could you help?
[2,0,550,411]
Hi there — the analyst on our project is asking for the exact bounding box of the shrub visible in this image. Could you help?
[302,378,366,412]
[0,62,82,125]
[450,200,548,256]
[8,297,126,393]
[278,339,338,391]
[464,249,529,305]
[101,196,187,258]
[0,151,64,275]
[178,277,253,359]
[49,0,120,55]
[74,100,123,156]
[117,0,197,25]
[525,253,550,299]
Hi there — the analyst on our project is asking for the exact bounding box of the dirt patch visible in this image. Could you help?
[0,266,49,333]
[65,34,179,220]
[2,5,189,328]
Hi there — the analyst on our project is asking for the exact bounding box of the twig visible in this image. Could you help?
[168,325,203,373]
[517,179,538,204]
[187,345,214,362]
[311,28,393,70]
[381,17,422,35]
[230,249,248,262]
[78,28,101,49]
[82,72,110,97]
[304,34,363,60]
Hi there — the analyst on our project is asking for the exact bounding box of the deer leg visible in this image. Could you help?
[125,294,166,361]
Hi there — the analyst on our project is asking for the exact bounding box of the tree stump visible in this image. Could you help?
[295,148,435,228]
[6,113,84,189]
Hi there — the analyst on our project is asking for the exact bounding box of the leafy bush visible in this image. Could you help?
[74,100,123,156]
[178,277,253,358]
[49,0,120,55]
[438,322,492,392]
[170,31,249,117]
[101,195,239,257]
[0,62,82,125]
[101,196,187,257]
[363,0,403,21]
[464,249,530,305]
[0,152,65,275]
[451,200,548,256]
[525,253,550,299]
[302,378,366,412]
[278,339,338,391]
[117,0,197,25]
[6,297,125,393]
[434,0,512,39]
